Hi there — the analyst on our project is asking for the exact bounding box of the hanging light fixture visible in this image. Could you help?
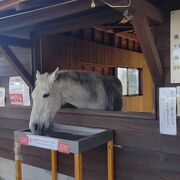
[91,0,96,8]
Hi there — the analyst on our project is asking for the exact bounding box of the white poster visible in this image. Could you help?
[171,10,180,83]
[159,87,177,135]
[28,135,59,150]
[9,76,30,106]
[0,87,5,107]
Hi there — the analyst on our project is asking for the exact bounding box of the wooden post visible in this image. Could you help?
[74,153,83,180]
[16,160,22,180]
[107,140,114,180]
[131,13,163,85]
[51,150,57,180]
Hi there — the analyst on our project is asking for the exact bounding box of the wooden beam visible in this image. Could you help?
[0,45,34,87]
[94,26,137,41]
[117,31,138,42]
[16,0,62,11]
[114,0,163,24]
[0,0,105,33]
[0,0,26,11]
[0,35,32,47]
[35,7,122,36]
[94,26,114,33]
[130,0,163,23]
[95,25,133,29]
[131,13,163,85]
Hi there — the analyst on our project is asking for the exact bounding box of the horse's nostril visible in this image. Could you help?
[42,124,45,131]
[34,123,38,131]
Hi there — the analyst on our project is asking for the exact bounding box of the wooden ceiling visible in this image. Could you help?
[0,0,175,86]
[0,0,164,34]
[0,0,178,15]
[0,0,179,20]
[0,0,171,35]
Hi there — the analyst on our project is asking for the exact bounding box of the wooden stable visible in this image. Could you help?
[0,0,180,180]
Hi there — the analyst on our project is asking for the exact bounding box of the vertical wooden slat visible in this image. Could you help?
[51,150,57,180]
[107,140,114,180]
[16,160,22,180]
[74,153,83,180]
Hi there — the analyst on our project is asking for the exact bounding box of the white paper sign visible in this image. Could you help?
[9,76,30,106]
[0,87,5,107]
[20,134,71,154]
[159,88,177,135]
[28,135,59,150]
[171,10,180,83]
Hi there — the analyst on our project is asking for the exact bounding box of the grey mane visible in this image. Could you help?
[56,70,122,111]
[102,76,122,111]
[56,70,100,84]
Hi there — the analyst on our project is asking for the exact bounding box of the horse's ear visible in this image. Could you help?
[36,70,40,80]
[49,67,59,82]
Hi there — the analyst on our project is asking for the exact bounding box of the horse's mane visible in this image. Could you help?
[56,70,122,111]
[102,76,122,111]
[56,70,101,84]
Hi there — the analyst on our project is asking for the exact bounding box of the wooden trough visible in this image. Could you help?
[14,123,114,180]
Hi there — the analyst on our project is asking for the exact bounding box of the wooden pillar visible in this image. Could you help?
[107,140,114,180]
[131,13,163,85]
[16,160,22,180]
[74,153,83,180]
[51,150,57,180]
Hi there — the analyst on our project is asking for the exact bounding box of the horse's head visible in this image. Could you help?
[29,67,62,135]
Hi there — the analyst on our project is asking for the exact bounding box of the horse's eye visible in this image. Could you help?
[43,93,49,98]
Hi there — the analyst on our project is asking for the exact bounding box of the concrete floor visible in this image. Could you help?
[0,157,73,180]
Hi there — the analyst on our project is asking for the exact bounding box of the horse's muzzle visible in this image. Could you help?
[30,122,50,135]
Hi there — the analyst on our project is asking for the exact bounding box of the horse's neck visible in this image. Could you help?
[56,81,89,108]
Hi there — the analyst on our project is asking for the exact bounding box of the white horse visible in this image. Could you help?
[29,68,122,135]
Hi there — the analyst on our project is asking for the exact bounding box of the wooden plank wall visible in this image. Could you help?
[0,46,31,107]
[41,34,153,112]
[0,107,180,180]
[70,28,141,52]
